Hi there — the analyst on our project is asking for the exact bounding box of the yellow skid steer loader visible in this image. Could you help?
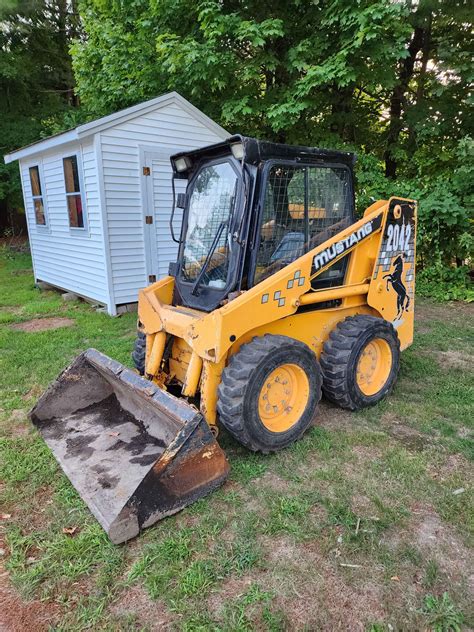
[31,136,416,543]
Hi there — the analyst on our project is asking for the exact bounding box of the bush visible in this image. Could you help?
[417,265,473,302]
[354,137,473,302]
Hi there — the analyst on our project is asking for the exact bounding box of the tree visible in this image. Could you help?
[72,0,411,145]
[0,0,81,226]
[384,0,473,179]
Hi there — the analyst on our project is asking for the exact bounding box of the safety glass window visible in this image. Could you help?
[181,162,238,289]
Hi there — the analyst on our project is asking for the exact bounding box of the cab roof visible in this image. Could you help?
[171,135,356,176]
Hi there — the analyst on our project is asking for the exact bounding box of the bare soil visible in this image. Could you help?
[262,536,387,630]
[0,555,60,631]
[11,317,75,332]
[109,585,176,630]
[437,349,474,371]
[413,507,474,592]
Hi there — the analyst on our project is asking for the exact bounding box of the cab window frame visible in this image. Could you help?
[175,154,245,311]
[249,160,355,287]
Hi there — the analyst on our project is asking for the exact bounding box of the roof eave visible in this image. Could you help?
[4,129,79,164]
[4,91,229,165]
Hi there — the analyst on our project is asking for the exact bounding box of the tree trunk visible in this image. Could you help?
[384,25,425,179]
[330,86,355,142]
[407,12,432,156]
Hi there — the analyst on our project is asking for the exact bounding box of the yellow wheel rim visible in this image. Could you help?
[258,363,310,433]
[356,338,392,396]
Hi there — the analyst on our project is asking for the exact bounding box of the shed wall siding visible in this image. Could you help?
[100,103,225,305]
[20,140,108,303]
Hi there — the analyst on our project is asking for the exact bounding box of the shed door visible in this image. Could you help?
[142,152,185,283]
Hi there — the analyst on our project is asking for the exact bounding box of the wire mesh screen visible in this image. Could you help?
[181,163,237,288]
[307,167,351,248]
[255,165,352,284]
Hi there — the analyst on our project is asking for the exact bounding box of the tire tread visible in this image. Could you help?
[321,315,400,410]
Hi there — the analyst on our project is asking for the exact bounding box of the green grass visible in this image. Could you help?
[0,249,473,630]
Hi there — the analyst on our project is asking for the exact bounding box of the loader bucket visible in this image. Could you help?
[30,349,229,544]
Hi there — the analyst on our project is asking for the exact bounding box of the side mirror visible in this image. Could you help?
[176,193,186,209]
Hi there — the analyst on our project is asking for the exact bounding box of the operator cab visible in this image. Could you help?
[170,136,356,312]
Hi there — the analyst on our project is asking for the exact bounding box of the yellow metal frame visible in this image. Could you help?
[138,197,417,427]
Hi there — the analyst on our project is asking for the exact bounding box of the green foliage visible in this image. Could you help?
[422,593,464,632]
[72,0,410,141]
[355,136,473,288]
[0,0,81,214]
[417,265,473,302]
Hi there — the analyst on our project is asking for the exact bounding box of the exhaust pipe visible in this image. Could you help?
[30,349,229,543]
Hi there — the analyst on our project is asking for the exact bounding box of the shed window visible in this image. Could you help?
[29,166,46,225]
[63,155,84,228]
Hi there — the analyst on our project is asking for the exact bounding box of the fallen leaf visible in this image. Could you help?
[62,526,78,536]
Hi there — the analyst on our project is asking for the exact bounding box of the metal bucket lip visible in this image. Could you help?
[30,348,200,429]
[84,348,200,427]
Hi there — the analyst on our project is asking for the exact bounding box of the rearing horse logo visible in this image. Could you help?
[383,254,410,319]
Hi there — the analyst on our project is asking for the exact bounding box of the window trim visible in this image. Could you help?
[62,151,89,235]
[249,160,355,286]
[27,162,49,230]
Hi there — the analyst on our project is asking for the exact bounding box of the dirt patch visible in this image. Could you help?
[437,350,474,371]
[260,536,387,630]
[388,424,430,451]
[11,317,75,332]
[428,454,472,483]
[257,471,290,493]
[0,556,60,631]
[381,412,431,451]
[352,444,384,460]
[351,494,375,518]
[10,269,32,276]
[384,504,474,593]
[317,400,357,432]
[207,575,257,616]
[109,584,175,630]
[416,298,474,328]
[1,409,30,438]
[414,509,474,591]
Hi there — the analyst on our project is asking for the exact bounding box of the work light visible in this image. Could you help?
[230,142,245,160]
[174,156,191,172]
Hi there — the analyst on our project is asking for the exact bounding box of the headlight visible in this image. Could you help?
[230,142,244,160]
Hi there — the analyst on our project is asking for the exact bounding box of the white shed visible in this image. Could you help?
[4,92,228,315]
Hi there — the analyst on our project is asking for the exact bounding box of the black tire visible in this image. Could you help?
[321,314,400,411]
[217,334,322,453]
[132,330,146,375]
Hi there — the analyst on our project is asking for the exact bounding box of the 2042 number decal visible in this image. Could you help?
[386,223,411,253]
